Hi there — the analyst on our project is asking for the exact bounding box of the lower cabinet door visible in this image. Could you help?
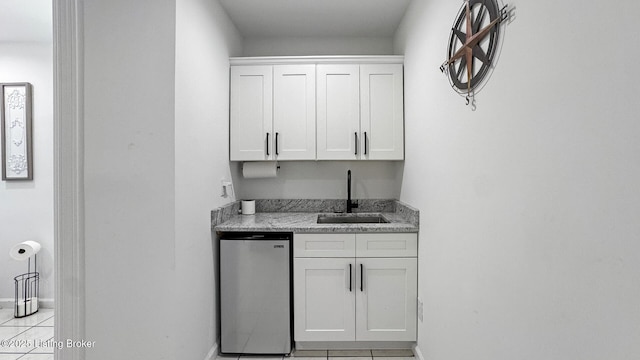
[356,257,417,341]
[294,257,356,341]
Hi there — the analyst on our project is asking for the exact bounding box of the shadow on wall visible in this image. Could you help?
[230,161,405,200]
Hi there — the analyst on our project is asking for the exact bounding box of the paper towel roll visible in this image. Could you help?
[242,162,279,179]
[10,241,41,261]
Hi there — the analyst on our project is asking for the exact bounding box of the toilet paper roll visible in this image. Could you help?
[241,200,256,215]
[242,162,279,179]
[9,241,41,261]
[16,297,38,317]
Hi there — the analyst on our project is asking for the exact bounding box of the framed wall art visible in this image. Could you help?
[1,83,33,180]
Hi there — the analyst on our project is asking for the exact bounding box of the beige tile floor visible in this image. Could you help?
[217,348,415,360]
[0,308,54,360]
[2,308,414,360]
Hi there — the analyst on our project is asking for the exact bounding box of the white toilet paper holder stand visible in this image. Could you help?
[13,254,39,318]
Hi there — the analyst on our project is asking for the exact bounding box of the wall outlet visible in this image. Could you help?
[221,178,233,198]
[417,297,423,322]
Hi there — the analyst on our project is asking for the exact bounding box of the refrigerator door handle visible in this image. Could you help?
[360,263,364,292]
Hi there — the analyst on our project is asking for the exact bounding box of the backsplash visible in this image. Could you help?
[211,201,240,229]
[396,200,420,226]
[255,199,396,213]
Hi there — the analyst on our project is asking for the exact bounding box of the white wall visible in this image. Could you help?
[395,0,640,359]
[175,0,242,358]
[0,42,54,305]
[84,0,177,359]
[83,0,241,358]
[243,36,393,56]
[233,161,403,200]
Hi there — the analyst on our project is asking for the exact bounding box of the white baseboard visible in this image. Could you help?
[0,298,55,310]
[413,344,425,360]
[204,343,219,360]
[39,298,55,309]
[296,341,414,350]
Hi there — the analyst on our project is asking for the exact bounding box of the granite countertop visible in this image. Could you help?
[212,199,419,233]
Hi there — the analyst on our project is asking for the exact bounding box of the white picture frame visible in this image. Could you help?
[1,82,33,181]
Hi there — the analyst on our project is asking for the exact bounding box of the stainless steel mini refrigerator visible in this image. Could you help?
[220,233,292,354]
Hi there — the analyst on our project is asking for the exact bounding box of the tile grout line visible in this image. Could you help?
[0,313,55,359]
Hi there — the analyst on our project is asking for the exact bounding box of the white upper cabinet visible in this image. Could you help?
[229,57,404,161]
[230,66,273,161]
[273,65,316,160]
[316,65,360,160]
[230,64,316,161]
[317,63,404,161]
[360,64,404,160]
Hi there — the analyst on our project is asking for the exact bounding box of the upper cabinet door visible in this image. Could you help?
[317,65,360,160]
[360,64,404,160]
[230,66,273,161]
[273,65,316,160]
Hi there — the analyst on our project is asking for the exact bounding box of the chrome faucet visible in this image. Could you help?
[347,170,358,213]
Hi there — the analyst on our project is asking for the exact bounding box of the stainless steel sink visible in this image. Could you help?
[317,214,389,224]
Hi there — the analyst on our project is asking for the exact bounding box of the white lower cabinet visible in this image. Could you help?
[294,258,356,341]
[355,257,417,341]
[294,233,418,343]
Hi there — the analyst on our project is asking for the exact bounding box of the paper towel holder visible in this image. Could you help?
[241,161,281,179]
